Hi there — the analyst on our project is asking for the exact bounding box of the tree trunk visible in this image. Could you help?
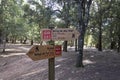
[76,26,86,67]
[11,37,16,44]
[117,35,120,52]
[76,0,85,67]
[2,30,6,53]
[98,24,102,51]
[76,0,92,67]
[23,37,27,44]
[6,37,8,43]
[63,41,67,52]
[20,38,23,43]
[98,7,102,51]
[40,41,43,45]
[75,39,78,52]
[2,39,6,53]
[0,31,2,44]
[31,39,33,45]
[110,41,115,49]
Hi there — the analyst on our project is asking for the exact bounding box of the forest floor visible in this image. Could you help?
[0,44,120,80]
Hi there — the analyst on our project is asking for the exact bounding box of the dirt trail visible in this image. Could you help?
[0,44,120,80]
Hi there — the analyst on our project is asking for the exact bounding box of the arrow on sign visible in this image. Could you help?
[26,45,62,61]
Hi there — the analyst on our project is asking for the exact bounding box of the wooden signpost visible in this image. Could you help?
[27,28,80,80]
[41,28,80,41]
[52,28,80,41]
[27,45,62,61]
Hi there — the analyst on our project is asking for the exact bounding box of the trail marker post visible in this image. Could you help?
[27,28,79,80]
[48,26,55,80]
[41,28,80,41]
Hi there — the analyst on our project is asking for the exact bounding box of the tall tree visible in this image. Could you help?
[76,0,92,67]
[96,0,112,51]
[62,1,70,52]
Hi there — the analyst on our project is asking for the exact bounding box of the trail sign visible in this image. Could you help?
[41,28,80,41]
[52,28,80,41]
[54,45,62,57]
[26,45,62,61]
[41,29,52,41]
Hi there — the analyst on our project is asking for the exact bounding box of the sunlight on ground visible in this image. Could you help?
[22,68,46,77]
[56,58,67,62]
[83,59,95,65]
[0,46,30,57]
[6,49,22,52]
[1,53,26,57]
[55,64,61,68]
[19,46,30,51]
[68,46,97,51]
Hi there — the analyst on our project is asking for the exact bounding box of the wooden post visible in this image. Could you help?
[48,27,55,80]
[49,57,55,80]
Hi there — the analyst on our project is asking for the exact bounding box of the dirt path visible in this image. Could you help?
[0,44,120,80]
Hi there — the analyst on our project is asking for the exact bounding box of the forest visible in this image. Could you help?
[0,0,120,67]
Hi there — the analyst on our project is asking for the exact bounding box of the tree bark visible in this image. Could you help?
[98,0,103,51]
[0,31,2,44]
[98,23,102,51]
[110,41,115,50]
[63,41,68,52]
[75,39,78,52]
[20,38,23,43]
[2,29,6,53]
[76,0,92,67]
[76,26,86,67]
[23,37,27,44]
[76,0,84,67]
[31,39,33,45]
[117,35,120,52]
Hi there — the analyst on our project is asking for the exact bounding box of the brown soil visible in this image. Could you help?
[0,44,120,80]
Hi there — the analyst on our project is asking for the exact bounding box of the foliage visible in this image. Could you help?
[0,0,120,52]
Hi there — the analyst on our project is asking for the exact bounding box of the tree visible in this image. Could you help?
[76,0,92,67]
[62,1,70,52]
[23,0,57,45]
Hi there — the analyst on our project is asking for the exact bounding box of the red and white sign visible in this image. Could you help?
[55,45,62,57]
[41,29,52,41]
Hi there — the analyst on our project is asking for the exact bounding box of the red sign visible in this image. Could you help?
[55,45,62,57]
[41,29,52,41]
